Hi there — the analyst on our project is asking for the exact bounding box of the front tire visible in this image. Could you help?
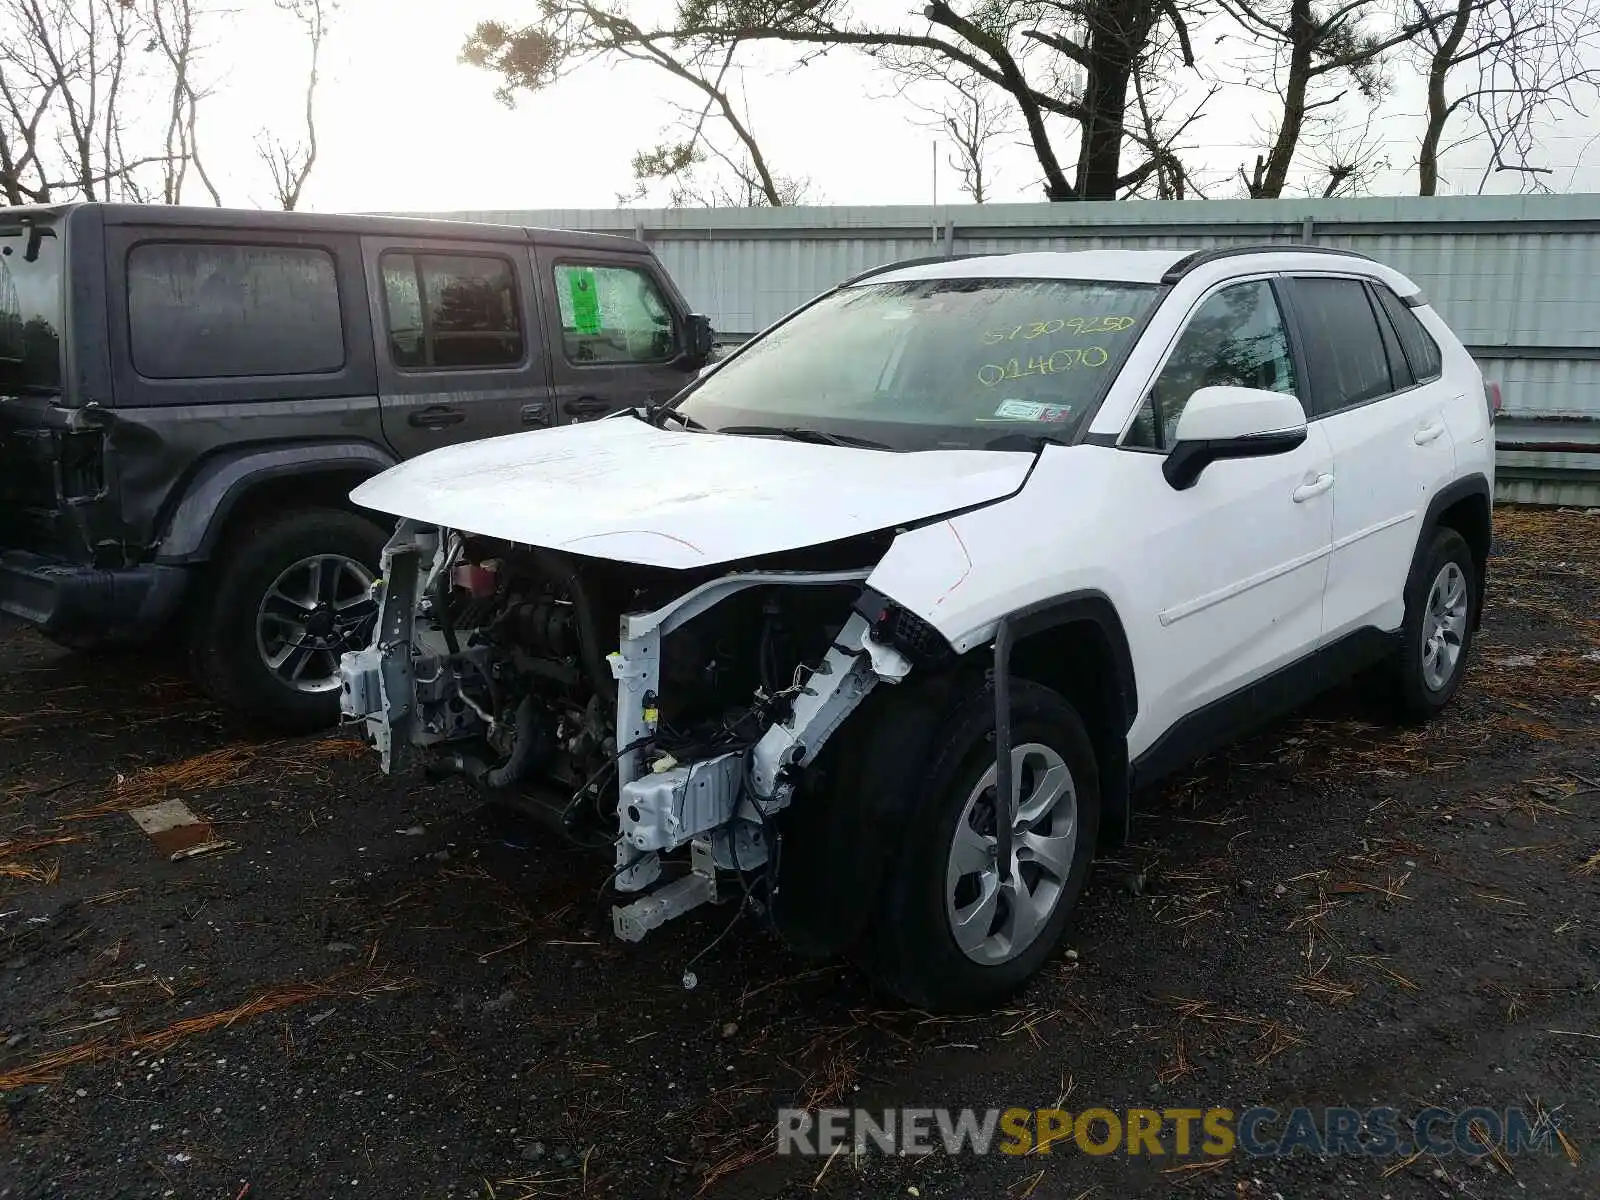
[188,507,385,732]
[863,679,1100,1012]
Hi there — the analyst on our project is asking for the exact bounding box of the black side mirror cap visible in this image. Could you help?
[1162,427,1308,490]
[683,313,715,367]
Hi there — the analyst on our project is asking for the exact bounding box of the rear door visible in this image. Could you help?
[532,246,694,424]
[0,208,77,556]
[361,235,552,458]
[1282,274,1458,642]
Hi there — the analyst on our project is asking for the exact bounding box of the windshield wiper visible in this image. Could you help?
[716,424,891,451]
[637,404,707,431]
[983,431,1074,452]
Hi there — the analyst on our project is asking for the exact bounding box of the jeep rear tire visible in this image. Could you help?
[862,679,1100,1012]
[189,507,386,732]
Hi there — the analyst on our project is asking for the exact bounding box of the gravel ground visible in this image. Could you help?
[1,505,1596,1200]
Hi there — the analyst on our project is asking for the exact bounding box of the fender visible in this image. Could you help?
[771,589,1139,958]
[154,441,397,564]
[1412,472,1493,630]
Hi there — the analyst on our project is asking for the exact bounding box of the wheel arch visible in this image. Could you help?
[1417,474,1492,630]
[154,442,397,565]
[770,590,1137,960]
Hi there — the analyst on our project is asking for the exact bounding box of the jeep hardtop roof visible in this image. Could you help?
[3,202,646,254]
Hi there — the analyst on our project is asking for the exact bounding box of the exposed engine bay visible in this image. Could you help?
[340,519,919,940]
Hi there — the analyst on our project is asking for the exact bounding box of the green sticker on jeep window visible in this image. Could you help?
[567,267,603,335]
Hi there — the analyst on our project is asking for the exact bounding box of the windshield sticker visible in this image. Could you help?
[976,346,1110,386]
[567,267,603,335]
[988,399,1075,422]
[980,316,1136,345]
[880,309,915,321]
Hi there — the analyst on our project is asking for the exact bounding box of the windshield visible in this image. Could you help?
[675,276,1158,451]
[0,220,64,395]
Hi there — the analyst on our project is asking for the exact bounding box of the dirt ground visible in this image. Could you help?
[1,506,1596,1200]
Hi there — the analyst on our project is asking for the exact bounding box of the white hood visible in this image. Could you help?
[351,418,1031,569]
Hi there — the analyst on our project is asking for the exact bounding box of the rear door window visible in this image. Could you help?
[0,222,64,393]
[552,263,677,364]
[1371,284,1443,382]
[127,242,344,379]
[380,252,523,370]
[1287,277,1396,416]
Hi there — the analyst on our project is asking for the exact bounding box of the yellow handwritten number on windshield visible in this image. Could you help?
[976,345,1110,386]
[979,316,1135,345]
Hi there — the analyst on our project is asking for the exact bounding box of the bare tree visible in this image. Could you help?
[474,0,1209,202]
[903,69,1015,203]
[1410,0,1600,194]
[256,0,331,211]
[1219,0,1433,198]
[147,0,221,204]
[464,7,798,205]
[0,0,214,205]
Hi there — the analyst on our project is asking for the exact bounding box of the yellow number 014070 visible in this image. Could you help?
[976,346,1110,386]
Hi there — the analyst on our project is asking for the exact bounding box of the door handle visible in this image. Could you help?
[1414,421,1446,445]
[565,395,617,418]
[408,405,465,430]
[520,403,552,428]
[1292,472,1334,503]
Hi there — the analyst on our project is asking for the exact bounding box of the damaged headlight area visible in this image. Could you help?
[339,520,920,941]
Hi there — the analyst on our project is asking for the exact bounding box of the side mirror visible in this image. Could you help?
[682,313,714,368]
[1162,386,1308,491]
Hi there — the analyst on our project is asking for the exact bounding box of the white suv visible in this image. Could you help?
[341,245,1495,1012]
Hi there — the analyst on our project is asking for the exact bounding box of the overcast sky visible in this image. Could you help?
[194,0,1600,213]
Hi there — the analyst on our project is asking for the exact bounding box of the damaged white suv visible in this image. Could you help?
[341,245,1496,1011]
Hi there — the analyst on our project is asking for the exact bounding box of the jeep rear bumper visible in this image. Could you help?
[0,551,187,637]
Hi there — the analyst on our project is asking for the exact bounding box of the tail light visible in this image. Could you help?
[1485,381,1503,422]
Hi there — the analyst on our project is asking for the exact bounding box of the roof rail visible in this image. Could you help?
[839,253,978,287]
[1161,243,1376,284]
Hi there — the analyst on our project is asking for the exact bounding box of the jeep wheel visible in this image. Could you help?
[863,679,1100,1012]
[190,507,385,731]
[1381,526,1478,724]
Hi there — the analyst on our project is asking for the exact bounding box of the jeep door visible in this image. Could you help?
[1116,276,1335,761]
[532,247,696,424]
[1279,275,1458,642]
[362,235,552,458]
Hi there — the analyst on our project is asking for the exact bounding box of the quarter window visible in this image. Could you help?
[1290,277,1397,415]
[1125,280,1297,451]
[381,252,523,370]
[1372,284,1443,382]
[128,242,343,379]
[553,263,677,364]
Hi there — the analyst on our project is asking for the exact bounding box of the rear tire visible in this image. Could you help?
[188,507,385,732]
[1379,526,1478,724]
[862,679,1100,1012]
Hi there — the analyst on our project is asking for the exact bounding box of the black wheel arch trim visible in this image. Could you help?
[154,441,397,564]
[998,589,1139,731]
[1415,472,1492,631]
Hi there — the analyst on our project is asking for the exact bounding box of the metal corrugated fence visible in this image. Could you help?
[414,196,1600,505]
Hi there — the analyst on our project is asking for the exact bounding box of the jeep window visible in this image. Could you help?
[1371,283,1443,383]
[553,263,677,365]
[127,242,343,380]
[674,277,1156,452]
[381,252,522,370]
[0,222,64,394]
[1289,277,1398,415]
[1124,280,1297,451]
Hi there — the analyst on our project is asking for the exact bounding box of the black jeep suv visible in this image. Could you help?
[0,204,712,728]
